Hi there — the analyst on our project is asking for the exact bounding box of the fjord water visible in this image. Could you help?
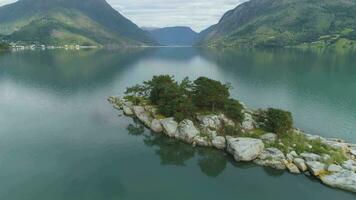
[0,48,355,200]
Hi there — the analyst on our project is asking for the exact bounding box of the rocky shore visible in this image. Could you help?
[108,96,356,193]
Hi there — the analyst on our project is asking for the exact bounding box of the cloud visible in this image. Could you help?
[0,0,247,32]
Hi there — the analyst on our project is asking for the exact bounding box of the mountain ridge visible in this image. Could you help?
[0,0,156,46]
[148,26,198,46]
[199,0,356,48]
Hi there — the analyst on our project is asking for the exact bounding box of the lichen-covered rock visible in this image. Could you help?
[300,153,321,162]
[306,161,326,176]
[197,115,221,130]
[242,112,254,130]
[293,158,308,172]
[321,171,356,193]
[254,148,286,170]
[226,137,264,162]
[212,136,226,150]
[150,119,163,133]
[260,133,277,143]
[341,160,356,172]
[133,106,152,127]
[327,164,343,173]
[161,118,178,137]
[283,160,301,174]
[177,120,200,143]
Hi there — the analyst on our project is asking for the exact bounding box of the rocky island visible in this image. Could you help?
[108,75,356,193]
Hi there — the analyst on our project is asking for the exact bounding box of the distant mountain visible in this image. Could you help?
[0,0,156,46]
[148,26,198,46]
[200,0,356,48]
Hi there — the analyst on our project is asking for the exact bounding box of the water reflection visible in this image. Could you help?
[0,49,152,92]
[197,148,227,177]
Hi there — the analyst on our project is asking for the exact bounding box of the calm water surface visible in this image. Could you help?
[0,48,355,199]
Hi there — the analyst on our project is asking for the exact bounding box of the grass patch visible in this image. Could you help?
[267,130,347,164]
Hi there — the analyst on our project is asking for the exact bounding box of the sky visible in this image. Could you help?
[0,0,247,32]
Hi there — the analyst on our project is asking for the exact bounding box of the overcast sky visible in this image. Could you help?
[0,0,247,31]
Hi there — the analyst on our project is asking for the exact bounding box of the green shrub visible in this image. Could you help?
[223,98,244,123]
[265,108,293,134]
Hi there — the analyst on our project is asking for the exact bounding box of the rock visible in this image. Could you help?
[193,136,212,147]
[306,161,326,176]
[212,136,226,150]
[218,114,235,127]
[254,148,286,170]
[145,105,158,116]
[322,140,350,153]
[150,119,163,133]
[286,153,294,162]
[197,115,221,130]
[290,151,298,157]
[260,133,277,143]
[242,113,254,130]
[122,105,134,116]
[283,160,301,174]
[160,118,178,137]
[293,158,308,172]
[350,148,356,157]
[341,160,356,172]
[133,106,152,127]
[226,137,264,162]
[321,154,331,162]
[327,164,343,173]
[177,120,200,143]
[321,171,356,193]
[300,153,321,162]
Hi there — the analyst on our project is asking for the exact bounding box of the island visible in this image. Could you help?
[108,75,356,193]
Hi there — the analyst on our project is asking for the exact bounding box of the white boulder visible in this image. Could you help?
[161,118,178,137]
[327,164,343,173]
[150,119,163,133]
[197,115,221,130]
[226,137,264,162]
[260,133,277,143]
[177,120,200,143]
[254,148,286,170]
[133,106,152,127]
[193,136,212,147]
[212,136,226,150]
[242,113,254,130]
[293,158,308,172]
[123,105,134,115]
[306,161,325,176]
[321,171,356,193]
[283,160,301,174]
[341,160,356,172]
[300,153,321,162]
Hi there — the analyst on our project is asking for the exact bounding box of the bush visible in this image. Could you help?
[223,98,244,123]
[265,108,293,134]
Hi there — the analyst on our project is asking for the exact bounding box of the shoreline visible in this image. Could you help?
[108,96,356,193]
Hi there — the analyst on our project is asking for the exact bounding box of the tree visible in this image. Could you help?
[224,98,244,123]
[193,77,230,112]
[265,108,293,134]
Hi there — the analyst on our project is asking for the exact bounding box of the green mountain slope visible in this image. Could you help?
[0,0,156,46]
[200,0,356,48]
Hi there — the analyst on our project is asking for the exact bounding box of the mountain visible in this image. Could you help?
[200,0,356,48]
[148,26,198,46]
[0,0,156,46]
